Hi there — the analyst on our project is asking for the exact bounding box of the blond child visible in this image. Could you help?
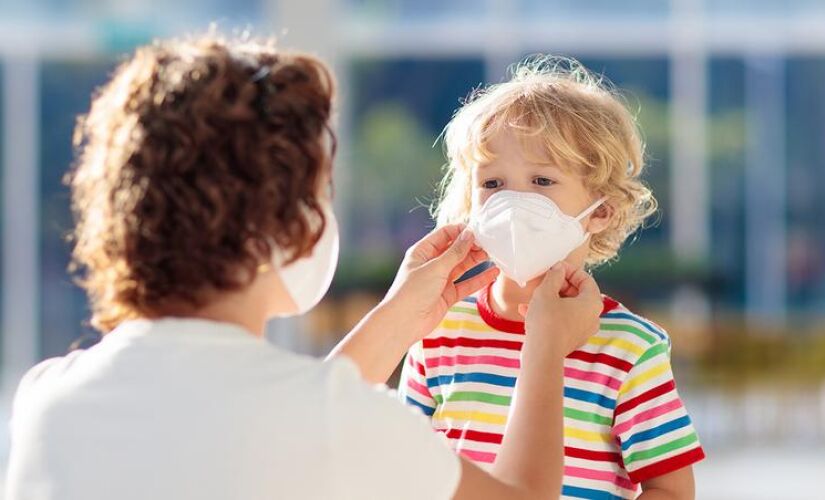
[399,58,705,499]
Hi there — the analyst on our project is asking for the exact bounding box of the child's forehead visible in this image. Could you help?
[473,127,578,174]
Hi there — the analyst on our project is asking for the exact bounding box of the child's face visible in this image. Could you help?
[470,128,609,273]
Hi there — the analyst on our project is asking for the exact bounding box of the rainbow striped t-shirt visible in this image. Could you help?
[399,285,705,499]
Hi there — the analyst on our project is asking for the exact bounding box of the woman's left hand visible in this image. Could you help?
[382,223,499,342]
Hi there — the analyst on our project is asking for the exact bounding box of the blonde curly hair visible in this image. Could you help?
[433,56,657,267]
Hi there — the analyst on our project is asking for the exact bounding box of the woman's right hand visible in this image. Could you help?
[382,224,499,343]
[328,224,498,384]
[519,261,603,357]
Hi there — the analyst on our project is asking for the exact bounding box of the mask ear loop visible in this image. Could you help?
[575,196,608,239]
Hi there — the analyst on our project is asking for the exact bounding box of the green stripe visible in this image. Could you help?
[636,342,669,365]
[600,323,657,345]
[564,407,613,425]
[449,306,479,315]
[624,432,699,465]
[434,391,511,406]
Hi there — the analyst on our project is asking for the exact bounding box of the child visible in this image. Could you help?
[399,58,705,499]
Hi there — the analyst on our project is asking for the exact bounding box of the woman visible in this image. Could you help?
[6,34,603,500]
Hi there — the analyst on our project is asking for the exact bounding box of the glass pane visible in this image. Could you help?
[342,57,485,286]
[708,57,746,309]
[0,63,4,366]
[348,0,484,20]
[39,59,114,359]
[521,0,670,19]
[4,0,265,26]
[705,0,825,16]
[786,57,825,315]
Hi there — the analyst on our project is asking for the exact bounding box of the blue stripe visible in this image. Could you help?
[564,387,616,410]
[601,312,667,341]
[621,415,692,451]
[426,372,516,388]
[562,485,626,500]
[462,295,477,304]
[405,396,435,416]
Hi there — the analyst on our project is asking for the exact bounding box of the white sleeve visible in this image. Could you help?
[327,357,461,500]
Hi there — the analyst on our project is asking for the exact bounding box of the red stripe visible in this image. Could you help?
[407,355,426,376]
[601,295,620,315]
[627,446,706,484]
[477,285,525,334]
[438,430,624,465]
[564,446,622,463]
[475,286,623,334]
[427,354,520,369]
[406,378,432,400]
[438,428,503,444]
[566,350,634,373]
[460,449,497,463]
[422,336,523,351]
[614,380,677,418]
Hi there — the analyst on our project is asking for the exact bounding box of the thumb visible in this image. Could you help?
[432,229,474,271]
[540,264,566,294]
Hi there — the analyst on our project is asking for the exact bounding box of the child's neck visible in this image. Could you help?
[489,276,540,322]
[488,256,589,323]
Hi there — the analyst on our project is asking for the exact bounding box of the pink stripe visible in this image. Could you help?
[564,466,636,491]
[564,366,622,390]
[406,378,432,400]
[460,449,497,463]
[426,354,520,369]
[612,398,684,436]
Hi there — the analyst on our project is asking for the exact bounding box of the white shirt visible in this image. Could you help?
[6,318,460,500]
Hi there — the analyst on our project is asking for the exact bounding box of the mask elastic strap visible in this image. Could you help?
[575,196,607,222]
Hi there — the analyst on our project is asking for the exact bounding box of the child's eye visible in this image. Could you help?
[533,176,555,187]
[482,179,503,189]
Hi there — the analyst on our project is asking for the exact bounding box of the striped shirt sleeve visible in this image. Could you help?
[612,339,705,484]
[398,341,437,417]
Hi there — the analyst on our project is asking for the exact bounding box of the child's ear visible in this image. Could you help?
[585,203,613,235]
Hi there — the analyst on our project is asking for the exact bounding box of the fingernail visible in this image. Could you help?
[459,229,472,242]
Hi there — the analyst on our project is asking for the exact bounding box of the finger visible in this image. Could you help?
[409,224,466,263]
[572,270,601,300]
[453,266,499,300]
[448,249,490,283]
[567,267,596,294]
[431,228,475,272]
[538,263,566,294]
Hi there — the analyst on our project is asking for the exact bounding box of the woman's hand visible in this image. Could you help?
[328,224,498,384]
[519,261,603,357]
[382,224,499,343]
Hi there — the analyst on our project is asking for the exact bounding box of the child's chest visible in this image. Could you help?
[423,328,628,453]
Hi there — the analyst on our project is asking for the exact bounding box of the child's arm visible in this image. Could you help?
[612,334,705,498]
[639,466,695,499]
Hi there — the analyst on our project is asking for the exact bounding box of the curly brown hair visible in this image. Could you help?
[68,34,336,332]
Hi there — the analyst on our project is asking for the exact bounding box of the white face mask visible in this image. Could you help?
[469,190,605,287]
[274,202,339,316]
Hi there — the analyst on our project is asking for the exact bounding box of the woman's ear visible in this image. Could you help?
[585,202,613,235]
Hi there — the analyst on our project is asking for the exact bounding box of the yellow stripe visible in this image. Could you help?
[564,426,613,443]
[586,336,645,356]
[440,319,494,332]
[619,362,670,396]
[433,409,507,425]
